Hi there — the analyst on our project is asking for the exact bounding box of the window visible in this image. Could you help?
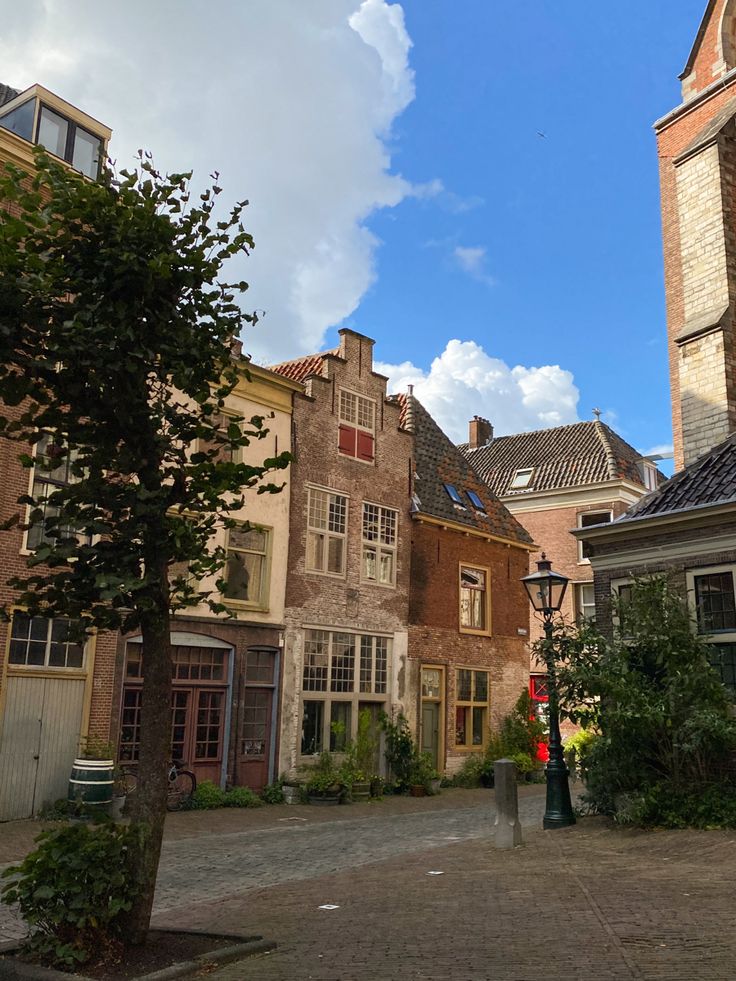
[443,483,464,505]
[8,614,84,669]
[459,565,490,634]
[639,461,659,492]
[466,490,486,512]
[300,629,390,755]
[455,669,489,749]
[338,389,375,462]
[362,503,398,586]
[0,99,35,141]
[26,432,88,551]
[693,571,736,633]
[575,582,596,624]
[37,104,102,179]
[509,468,534,490]
[306,488,347,576]
[578,510,613,561]
[223,525,270,607]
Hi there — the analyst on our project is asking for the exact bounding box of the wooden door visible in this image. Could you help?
[421,702,440,769]
[236,647,278,791]
[420,665,445,774]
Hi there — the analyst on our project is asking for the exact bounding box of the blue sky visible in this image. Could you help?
[4,1,705,470]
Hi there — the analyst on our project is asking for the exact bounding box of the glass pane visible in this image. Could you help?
[330,702,352,751]
[328,495,346,534]
[457,669,472,702]
[330,634,354,692]
[379,550,394,585]
[339,390,356,424]
[422,668,441,699]
[308,489,328,529]
[363,545,377,581]
[363,503,378,541]
[455,706,468,745]
[380,509,397,545]
[242,690,269,756]
[229,526,267,552]
[72,126,101,178]
[375,637,387,694]
[695,572,736,633]
[38,106,68,158]
[474,671,488,702]
[301,700,324,755]
[303,630,328,691]
[224,550,263,602]
[327,536,343,574]
[245,648,275,684]
[360,636,372,693]
[306,530,324,572]
[0,99,35,141]
[472,707,485,746]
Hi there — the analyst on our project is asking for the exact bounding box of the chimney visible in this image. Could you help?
[468,415,493,448]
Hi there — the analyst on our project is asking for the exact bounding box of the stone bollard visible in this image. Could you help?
[493,758,522,849]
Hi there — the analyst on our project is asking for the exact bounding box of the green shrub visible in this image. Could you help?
[508,751,535,775]
[453,754,485,787]
[37,798,105,823]
[188,779,227,810]
[302,751,343,795]
[224,786,263,808]
[261,780,285,805]
[379,712,416,789]
[1,823,138,968]
[620,782,736,829]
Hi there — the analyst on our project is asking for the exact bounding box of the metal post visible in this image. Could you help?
[542,617,575,829]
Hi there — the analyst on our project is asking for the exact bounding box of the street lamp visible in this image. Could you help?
[521,553,576,830]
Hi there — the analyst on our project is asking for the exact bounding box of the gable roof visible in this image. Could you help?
[619,431,736,522]
[269,350,337,383]
[392,393,533,547]
[460,420,651,497]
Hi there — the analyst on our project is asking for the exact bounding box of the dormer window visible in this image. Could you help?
[509,468,534,490]
[443,483,464,505]
[338,389,375,462]
[466,490,486,512]
[0,88,106,180]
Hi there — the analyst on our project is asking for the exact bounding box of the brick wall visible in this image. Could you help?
[408,521,530,773]
[279,329,413,775]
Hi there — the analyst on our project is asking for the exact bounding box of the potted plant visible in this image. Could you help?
[68,737,116,809]
[409,751,437,797]
[303,751,343,806]
[282,777,302,805]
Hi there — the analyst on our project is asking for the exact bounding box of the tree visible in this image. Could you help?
[0,149,289,942]
[551,577,736,824]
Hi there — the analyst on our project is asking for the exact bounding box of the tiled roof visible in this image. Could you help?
[269,350,337,383]
[391,393,533,546]
[0,84,19,109]
[619,431,736,522]
[460,420,653,497]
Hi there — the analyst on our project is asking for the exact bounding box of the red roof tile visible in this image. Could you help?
[269,350,337,383]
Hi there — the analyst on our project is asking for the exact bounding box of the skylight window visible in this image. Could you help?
[443,484,464,505]
[509,468,534,490]
[466,490,486,512]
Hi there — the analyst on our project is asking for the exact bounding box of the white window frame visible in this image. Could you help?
[686,564,736,643]
[222,523,272,611]
[338,388,376,463]
[305,486,348,578]
[509,467,534,490]
[361,502,398,588]
[577,510,613,563]
[22,433,90,555]
[300,628,390,758]
[575,581,596,624]
[7,612,87,671]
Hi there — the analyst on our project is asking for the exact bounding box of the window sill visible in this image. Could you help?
[223,598,270,613]
[458,627,492,638]
[453,744,487,753]
[337,451,375,465]
[360,578,397,590]
[303,568,347,580]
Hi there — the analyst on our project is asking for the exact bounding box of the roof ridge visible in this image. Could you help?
[593,420,620,480]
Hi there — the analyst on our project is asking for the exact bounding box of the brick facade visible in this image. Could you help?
[276,330,412,777]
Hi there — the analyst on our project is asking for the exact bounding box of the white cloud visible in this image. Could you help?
[453,246,494,285]
[641,443,674,459]
[0,0,424,362]
[375,339,580,443]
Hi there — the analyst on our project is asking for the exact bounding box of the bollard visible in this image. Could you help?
[493,758,522,849]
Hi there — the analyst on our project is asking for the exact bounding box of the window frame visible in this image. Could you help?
[686,566,736,695]
[454,667,490,751]
[338,388,376,463]
[509,467,534,490]
[361,501,398,588]
[305,486,349,578]
[458,563,491,636]
[22,433,91,555]
[299,628,390,759]
[466,489,486,512]
[443,483,465,506]
[574,581,596,625]
[7,612,87,672]
[222,523,272,611]
[577,510,613,562]
[35,101,102,179]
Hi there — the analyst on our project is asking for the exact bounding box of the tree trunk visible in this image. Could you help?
[122,552,173,946]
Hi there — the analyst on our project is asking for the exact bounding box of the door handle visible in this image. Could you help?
[32,754,40,760]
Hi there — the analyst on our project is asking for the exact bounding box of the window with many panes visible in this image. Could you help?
[575,582,596,624]
[25,433,90,551]
[306,488,347,576]
[459,565,490,633]
[338,389,375,462]
[8,614,85,669]
[687,566,736,698]
[223,525,270,607]
[578,511,612,561]
[362,503,397,586]
[455,669,489,749]
[301,630,389,755]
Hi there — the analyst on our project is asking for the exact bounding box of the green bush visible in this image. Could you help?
[508,751,535,775]
[379,712,416,789]
[261,780,285,805]
[188,780,227,810]
[224,786,263,808]
[453,754,486,787]
[302,751,343,795]
[1,823,138,968]
[620,782,736,829]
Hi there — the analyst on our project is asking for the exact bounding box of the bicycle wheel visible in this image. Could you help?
[166,770,196,811]
[117,767,139,797]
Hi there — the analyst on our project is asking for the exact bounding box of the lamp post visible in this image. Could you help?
[521,553,575,830]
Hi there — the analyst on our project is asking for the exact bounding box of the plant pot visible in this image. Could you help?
[109,795,127,820]
[369,777,383,797]
[283,784,301,805]
[351,780,371,802]
[308,792,341,806]
[428,778,441,796]
[409,784,427,798]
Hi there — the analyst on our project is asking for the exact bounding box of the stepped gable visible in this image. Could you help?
[461,420,651,497]
[391,392,533,546]
[269,350,337,384]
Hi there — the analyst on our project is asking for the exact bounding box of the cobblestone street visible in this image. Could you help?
[4,786,736,979]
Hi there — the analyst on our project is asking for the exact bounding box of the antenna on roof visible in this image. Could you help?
[592,407,602,421]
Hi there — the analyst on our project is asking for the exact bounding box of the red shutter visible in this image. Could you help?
[356,431,374,462]
[338,424,357,456]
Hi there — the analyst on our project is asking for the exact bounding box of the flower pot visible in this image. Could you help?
[428,778,441,796]
[409,784,427,798]
[109,795,127,821]
[308,792,341,806]
[283,784,301,805]
[351,781,371,802]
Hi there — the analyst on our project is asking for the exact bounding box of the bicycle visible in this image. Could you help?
[117,759,197,811]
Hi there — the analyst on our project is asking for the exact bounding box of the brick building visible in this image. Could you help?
[0,82,115,820]
[271,330,412,777]
[394,393,534,775]
[656,0,736,469]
